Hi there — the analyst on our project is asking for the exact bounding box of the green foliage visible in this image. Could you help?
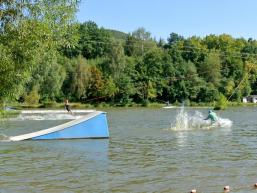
[24,87,40,105]
[0,44,23,100]
[115,75,135,104]
[124,28,157,57]
[199,51,221,86]
[142,99,150,107]
[0,0,79,104]
[104,42,126,79]
[124,35,138,56]
[84,66,105,101]
[214,93,228,110]
[2,4,257,107]
[70,56,91,100]
[103,76,118,100]
[147,81,157,99]
[132,27,151,41]
[167,32,184,46]
[0,110,20,119]
[41,101,58,108]
[78,21,111,59]
[105,29,128,40]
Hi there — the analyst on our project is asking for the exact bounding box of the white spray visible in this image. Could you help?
[171,107,232,131]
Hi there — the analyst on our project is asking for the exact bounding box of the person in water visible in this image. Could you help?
[204,109,218,124]
[64,99,72,113]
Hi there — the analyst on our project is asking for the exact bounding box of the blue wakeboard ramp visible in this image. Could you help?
[9,111,109,141]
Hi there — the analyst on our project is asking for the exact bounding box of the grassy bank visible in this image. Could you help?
[0,110,20,119]
[7,101,257,110]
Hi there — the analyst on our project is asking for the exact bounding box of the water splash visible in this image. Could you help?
[171,106,189,130]
[9,113,82,121]
[171,107,232,131]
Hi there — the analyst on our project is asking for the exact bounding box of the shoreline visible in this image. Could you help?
[3,101,257,110]
[6,101,257,108]
[1,102,257,119]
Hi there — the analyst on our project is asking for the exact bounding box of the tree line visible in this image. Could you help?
[1,1,257,107]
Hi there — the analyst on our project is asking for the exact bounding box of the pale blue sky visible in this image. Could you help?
[76,0,257,40]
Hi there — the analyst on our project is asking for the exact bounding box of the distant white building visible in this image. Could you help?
[243,95,257,103]
[243,97,247,103]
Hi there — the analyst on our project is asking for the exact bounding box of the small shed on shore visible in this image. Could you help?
[243,95,257,103]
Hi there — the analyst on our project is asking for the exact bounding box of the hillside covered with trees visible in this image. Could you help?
[1,1,257,107]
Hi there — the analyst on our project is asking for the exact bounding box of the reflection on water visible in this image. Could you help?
[175,131,188,147]
[0,107,257,193]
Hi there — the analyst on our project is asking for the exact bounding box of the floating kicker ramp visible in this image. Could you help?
[9,111,109,141]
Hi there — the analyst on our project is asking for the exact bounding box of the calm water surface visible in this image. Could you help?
[1,107,257,193]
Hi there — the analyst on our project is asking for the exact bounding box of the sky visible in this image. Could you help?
[76,0,257,40]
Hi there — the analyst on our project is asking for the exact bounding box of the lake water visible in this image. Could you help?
[0,107,257,193]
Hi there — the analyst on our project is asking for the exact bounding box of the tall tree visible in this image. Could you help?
[0,0,79,103]
[78,21,111,59]
[127,27,157,57]
[167,32,184,47]
[199,51,221,86]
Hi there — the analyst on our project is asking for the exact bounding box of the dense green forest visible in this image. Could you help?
[1,1,257,107]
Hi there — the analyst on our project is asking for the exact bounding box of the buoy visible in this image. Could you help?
[190,189,196,193]
[224,185,230,191]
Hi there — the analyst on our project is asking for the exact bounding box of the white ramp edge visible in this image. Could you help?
[9,111,103,141]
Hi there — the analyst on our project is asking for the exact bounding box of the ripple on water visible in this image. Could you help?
[0,107,257,193]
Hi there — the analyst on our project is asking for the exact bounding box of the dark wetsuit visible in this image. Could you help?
[65,104,71,112]
[64,100,71,112]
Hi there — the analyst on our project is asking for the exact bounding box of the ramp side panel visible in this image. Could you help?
[32,113,109,140]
